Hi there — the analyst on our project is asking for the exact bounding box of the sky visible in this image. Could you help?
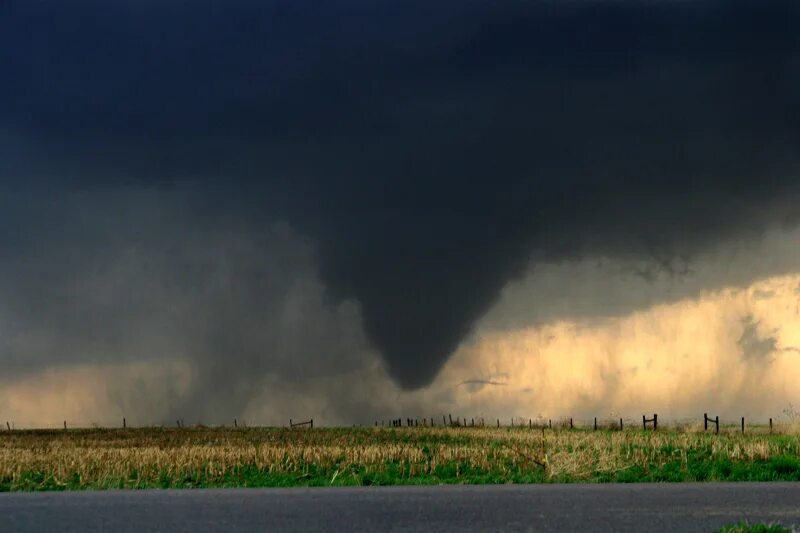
[1,0,800,427]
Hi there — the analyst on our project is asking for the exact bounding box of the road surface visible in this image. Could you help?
[2,483,799,532]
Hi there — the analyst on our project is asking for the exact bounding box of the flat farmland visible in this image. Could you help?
[2,425,800,491]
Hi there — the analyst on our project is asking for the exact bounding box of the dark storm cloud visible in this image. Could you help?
[1,0,800,391]
[0,186,371,421]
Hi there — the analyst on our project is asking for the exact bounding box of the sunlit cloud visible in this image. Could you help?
[436,273,800,421]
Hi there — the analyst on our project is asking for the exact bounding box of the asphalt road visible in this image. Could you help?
[2,483,799,532]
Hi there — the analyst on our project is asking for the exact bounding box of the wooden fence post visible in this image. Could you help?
[641,414,657,431]
[770,418,773,434]
[741,417,744,434]
[620,418,623,431]
[64,420,67,431]
[234,418,238,428]
[497,419,500,428]
[123,417,126,429]
[6,422,10,431]
[449,414,453,425]
[715,416,719,434]
[529,419,532,429]
[511,418,514,428]
[310,419,313,429]
[704,413,708,431]
[569,418,573,429]
[549,419,552,429]
[594,417,597,431]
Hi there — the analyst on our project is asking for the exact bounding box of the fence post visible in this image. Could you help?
[529,419,532,429]
[497,419,500,428]
[549,419,552,429]
[570,418,573,429]
[594,417,597,431]
[653,414,658,431]
[704,413,707,431]
[234,418,237,428]
[64,420,67,431]
[6,422,9,431]
[620,418,623,431]
[123,417,126,429]
[643,415,646,430]
[311,419,313,429]
[289,418,293,428]
[715,416,719,434]
[741,417,744,434]
[770,418,773,434]
[511,418,514,428]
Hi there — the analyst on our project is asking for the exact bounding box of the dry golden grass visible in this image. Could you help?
[1,424,799,490]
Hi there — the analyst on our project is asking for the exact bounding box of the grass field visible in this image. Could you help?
[2,424,800,491]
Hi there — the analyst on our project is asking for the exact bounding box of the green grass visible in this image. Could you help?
[716,522,793,533]
[1,426,799,490]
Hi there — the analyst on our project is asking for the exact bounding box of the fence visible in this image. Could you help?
[362,412,785,434]
[289,418,313,429]
[0,414,787,433]
[643,414,657,430]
